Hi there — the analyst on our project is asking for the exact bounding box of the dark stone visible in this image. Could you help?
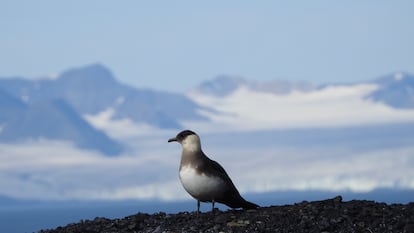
[38,196,414,233]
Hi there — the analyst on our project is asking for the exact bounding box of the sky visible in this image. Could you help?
[1,1,414,92]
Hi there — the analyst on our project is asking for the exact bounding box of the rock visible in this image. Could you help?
[39,196,414,233]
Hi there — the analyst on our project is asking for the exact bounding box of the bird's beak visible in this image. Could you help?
[168,137,177,143]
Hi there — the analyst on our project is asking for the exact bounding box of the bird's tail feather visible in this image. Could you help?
[240,199,259,210]
[225,197,259,210]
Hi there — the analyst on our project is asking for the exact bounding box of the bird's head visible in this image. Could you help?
[168,130,201,152]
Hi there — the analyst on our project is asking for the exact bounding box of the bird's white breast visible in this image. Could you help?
[179,166,225,201]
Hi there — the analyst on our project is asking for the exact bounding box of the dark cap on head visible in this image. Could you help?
[168,130,196,143]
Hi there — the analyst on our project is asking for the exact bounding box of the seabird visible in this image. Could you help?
[168,130,259,213]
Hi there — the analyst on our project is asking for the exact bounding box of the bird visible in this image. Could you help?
[168,129,259,213]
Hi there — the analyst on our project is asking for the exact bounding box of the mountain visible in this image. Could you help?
[2,64,414,154]
[191,75,316,97]
[187,72,414,131]
[191,72,414,109]
[368,72,414,109]
[0,73,123,155]
[0,64,209,154]
[0,64,207,128]
[0,88,26,124]
[0,95,123,155]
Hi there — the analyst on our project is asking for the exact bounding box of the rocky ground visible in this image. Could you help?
[39,196,414,233]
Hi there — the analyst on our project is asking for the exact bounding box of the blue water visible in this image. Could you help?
[0,201,196,233]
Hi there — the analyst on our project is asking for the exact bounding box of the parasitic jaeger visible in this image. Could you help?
[168,130,259,213]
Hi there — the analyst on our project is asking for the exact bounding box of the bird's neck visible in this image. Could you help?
[180,144,204,169]
[182,142,201,154]
[179,134,205,169]
[181,135,202,153]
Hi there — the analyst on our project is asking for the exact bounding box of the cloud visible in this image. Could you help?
[1,135,413,201]
[228,145,414,193]
[0,139,178,200]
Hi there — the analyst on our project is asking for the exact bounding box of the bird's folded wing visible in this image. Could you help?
[203,156,239,191]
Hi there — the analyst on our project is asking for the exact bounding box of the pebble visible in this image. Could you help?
[38,196,414,233]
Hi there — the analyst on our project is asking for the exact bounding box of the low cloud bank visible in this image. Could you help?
[1,134,413,201]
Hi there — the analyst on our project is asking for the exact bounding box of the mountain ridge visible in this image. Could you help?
[0,64,210,155]
[1,64,414,154]
[191,75,317,97]
[191,71,414,110]
[369,71,414,109]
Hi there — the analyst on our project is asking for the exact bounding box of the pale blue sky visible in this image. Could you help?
[1,1,413,91]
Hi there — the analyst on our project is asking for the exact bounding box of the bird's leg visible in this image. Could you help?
[197,200,200,216]
[211,200,215,212]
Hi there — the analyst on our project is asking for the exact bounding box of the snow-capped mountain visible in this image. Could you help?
[369,72,414,109]
[0,87,123,155]
[1,64,414,154]
[191,75,316,97]
[0,64,207,155]
[186,72,414,131]
[190,72,414,107]
[0,64,207,128]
